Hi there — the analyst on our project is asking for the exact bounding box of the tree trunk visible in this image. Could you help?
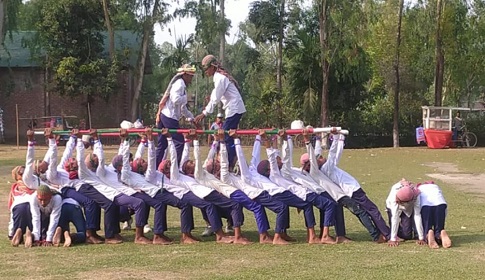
[276,0,285,127]
[434,0,444,106]
[218,0,225,115]
[318,0,330,128]
[219,0,225,65]
[130,0,160,121]
[101,0,115,59]
[393,0,404,148]
[0,0,6,45]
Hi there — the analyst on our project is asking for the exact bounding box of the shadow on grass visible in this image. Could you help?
[450,232,485,247]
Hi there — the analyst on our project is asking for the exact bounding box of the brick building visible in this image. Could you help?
[0,31,151,143]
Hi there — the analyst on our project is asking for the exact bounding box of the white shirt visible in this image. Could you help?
[29,193,62,242]
[418,184,447,207]
[194,140,238,198]
[304,141,347,201]
[266,147,310,201]
[144,139,189,200]
[77,139,123,201]
[168,138,213,199]
[280,137,328,195]
[118,140,162,198]
[218,140,263,199]
[248,135,288,196]
[161,78,194,121]
[318,135,360,197]
[203,72,246,118]
[386,182,424,241]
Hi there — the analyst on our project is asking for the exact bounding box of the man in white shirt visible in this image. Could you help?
[277,133,350,243]
[76,131,151,245]
[258,131,337,244]
[204,130,286,244]
[178,130,251,244]
[9,166,34,247]
[159,132,234,244]
[386,179,426,247]
[194,55,246,170]
[417,182,452,249]
[314,133,391,241]
[300,130,384,243]
[123,128,195,244]
[251,132,318,243]
[29,185,62,246]
[156,64,196,167]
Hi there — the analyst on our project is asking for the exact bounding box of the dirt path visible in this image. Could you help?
[425,162,485,199]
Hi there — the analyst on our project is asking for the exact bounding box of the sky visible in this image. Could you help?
[154,0,254,46]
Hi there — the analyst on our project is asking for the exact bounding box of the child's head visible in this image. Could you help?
[257,160,271,178]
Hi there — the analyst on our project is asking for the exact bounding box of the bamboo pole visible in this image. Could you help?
[16,104,19,149]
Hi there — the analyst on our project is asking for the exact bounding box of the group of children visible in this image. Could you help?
[7,126,452,249]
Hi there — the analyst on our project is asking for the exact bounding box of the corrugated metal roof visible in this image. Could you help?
[0,30,142,68]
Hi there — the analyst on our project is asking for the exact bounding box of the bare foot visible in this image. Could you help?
[181,234,200,244]
[158,233,173,243]
[259,233,273,244]
[336,236,352,244]
[114,234,124,241]
[320,235,337,244]
[135,236,152,245]
[281,232,296,242]
[153,234,173,245]
[216,236,234,244]
[440,230,452,248]
[24,229,33,248]
[11,228,22,247]
[375,234,387,244]
[53,227,62,247]
[105,238,123,244]
[272,235,290,245]
[63,231,72,247]
[86,235,104,244]
[308,237,322,244]
[233,236,253,245]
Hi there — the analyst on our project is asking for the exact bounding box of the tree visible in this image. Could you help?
[36,0,120,119]
[0,0,21,44]
[393,0,404,148]
[434,0,444,106]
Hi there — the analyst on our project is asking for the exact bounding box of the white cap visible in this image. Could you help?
[217,113,224,118]
[290,120,305,130]
[82,135,91,142]
[120,120,134,129]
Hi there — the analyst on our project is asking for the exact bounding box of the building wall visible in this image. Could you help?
[0,67,133,143]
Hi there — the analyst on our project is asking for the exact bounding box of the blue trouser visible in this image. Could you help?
[59,203,86,243]
[134,190,194,234]
[156,114,184,167]
[78,184,119,238]
[222,113,243,168]
[386,208,417,240]
[421,204,447,240]
[114,194,147,228]
[352,188,391,239]
[204,191,244,228]
[339,195,380,241]
[272,191,316,228]
[319,192,346,236]
[61,187,101,231]
[119,206,133,222]
[11,202,32,236]
[181,191,223,231]
[254,191,288,233]
[229,190,269,234]
[307,192,336,227]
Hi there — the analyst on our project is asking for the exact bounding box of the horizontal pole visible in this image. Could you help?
[32,127,348,136]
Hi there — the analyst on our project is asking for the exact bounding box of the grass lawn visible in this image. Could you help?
[0,144,484,280]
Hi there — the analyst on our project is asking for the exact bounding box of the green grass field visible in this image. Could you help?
[0,144,484,280]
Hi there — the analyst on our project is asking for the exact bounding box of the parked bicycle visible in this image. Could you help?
[454,124,477,148]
